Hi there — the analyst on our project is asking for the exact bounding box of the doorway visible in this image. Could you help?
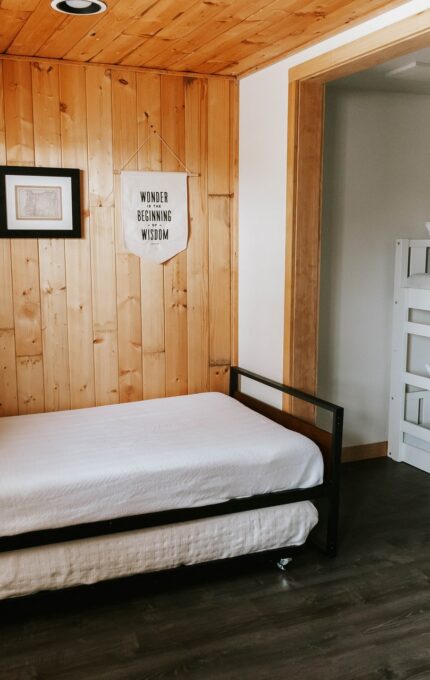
[319,51,430,473]
[284,11,430,474]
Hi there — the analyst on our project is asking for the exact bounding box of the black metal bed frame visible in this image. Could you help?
[0,366,343,558]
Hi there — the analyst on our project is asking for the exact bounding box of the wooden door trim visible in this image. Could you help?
[283,80,324,420]
[289,9,430,84]
[284,10,430,418]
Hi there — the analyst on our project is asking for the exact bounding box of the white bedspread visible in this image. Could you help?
[0,392,323,537]
[0,502,318,600]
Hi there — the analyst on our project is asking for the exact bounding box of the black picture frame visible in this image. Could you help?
[0,166,81,239]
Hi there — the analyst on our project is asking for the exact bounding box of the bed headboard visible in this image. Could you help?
[229,366,343,483]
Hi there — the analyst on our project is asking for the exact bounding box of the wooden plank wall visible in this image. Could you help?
[0,59,237,417]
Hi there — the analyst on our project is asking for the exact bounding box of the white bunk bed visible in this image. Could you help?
[389,239,430,473]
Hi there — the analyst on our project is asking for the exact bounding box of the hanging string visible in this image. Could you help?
[114,125,199,177]
[116,131,152,174]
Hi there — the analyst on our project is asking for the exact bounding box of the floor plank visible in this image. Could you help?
[0,459,429,680]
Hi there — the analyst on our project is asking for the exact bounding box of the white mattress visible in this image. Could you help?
[0,392,323,538]
[0,502,318,600]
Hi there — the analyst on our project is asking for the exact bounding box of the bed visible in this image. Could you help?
[389,239,430,473]
[0,367,343,600]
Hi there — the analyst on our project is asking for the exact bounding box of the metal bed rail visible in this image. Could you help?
[229,366,344,556]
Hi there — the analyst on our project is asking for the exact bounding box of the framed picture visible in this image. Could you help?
[0,166,81,238]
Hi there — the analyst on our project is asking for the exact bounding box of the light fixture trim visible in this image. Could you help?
[51,0,107,15]
[385,60,430,83]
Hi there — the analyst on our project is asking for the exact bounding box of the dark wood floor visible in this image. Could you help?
[0,459,429,680]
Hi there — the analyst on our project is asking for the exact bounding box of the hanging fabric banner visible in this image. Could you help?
[121,170,188,263]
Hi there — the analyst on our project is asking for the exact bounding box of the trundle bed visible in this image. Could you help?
[0,367,343,600]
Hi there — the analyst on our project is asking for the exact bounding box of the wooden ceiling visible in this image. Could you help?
[0,0,407,77]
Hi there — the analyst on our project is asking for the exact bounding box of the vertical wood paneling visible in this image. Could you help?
[86,67,119,406]
[60,64,95,410]
[185,77,209,394]
[3,60,40,354]
[16,355,44,414]
[0,330,18,416]
[0,64,17,416]
[32,61,70,412]
[3,60,44,415]
[0,58,236,417]
[90,206,119,406]
[112,70,143,403]
[229,79,239,368]
[137,72,166,400]
[208,78,230,196]
[161,75,188,397]
[86,66,114,207]
[37,239,70,411]
[0,242,13,329]
[0,62,15,334]
[3,59,34,165]
[208,196,231,391]
[208,78,231,392]
[32,62,61,165]
[209,364,230,394]
[10,241,41,357]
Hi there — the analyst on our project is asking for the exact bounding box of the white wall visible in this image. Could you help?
[238,62,288,406]
[319,88,430,446]
[238,0,430,407]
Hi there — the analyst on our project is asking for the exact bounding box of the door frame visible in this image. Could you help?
[284,8,430,419]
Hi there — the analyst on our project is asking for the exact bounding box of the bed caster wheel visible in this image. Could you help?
[277,557,293,571]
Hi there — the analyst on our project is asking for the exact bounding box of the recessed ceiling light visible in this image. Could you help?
[51,0,107,14]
